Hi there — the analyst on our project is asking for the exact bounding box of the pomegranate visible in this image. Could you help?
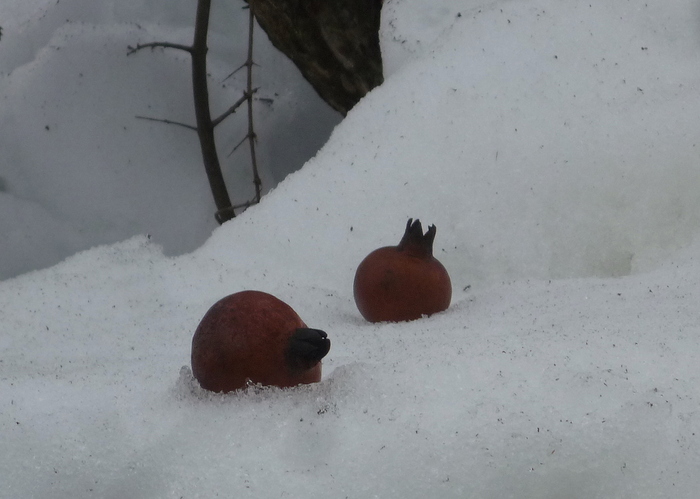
[191,290,330,393]
[353,219,452,322]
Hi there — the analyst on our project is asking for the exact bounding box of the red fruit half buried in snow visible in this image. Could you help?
[191,290,330,393]
[353,219,452,322]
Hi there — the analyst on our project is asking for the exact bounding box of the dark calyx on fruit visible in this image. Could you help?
[397,218,436,258]
[287,328,331,371]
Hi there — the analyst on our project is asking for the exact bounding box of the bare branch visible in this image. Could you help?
[211,88,259,128]
[189,0,235,223]
[128,0,237,224]
[223,62,247,82]
[227,133,251,157]
[136,115,197,131]
[233,199,257,210]
[127,42,193,56]
[222,60,261,82]
[245,6,263,204]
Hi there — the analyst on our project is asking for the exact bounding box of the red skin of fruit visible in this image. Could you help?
[353,219,452,322]
[191,290,323,393]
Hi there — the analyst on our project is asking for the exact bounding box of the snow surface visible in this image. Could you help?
[3,0,700,497]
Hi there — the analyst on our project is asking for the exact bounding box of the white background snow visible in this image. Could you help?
[2,0,700,497]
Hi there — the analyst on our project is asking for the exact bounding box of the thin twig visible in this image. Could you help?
[222,60,260,82]
[227,133,251,157]
[223,62,247,82]
[245,6,262,203]
[136,115,197,131]
[211,88,259,128]
[233,200,256,210]
[127,42,192,56]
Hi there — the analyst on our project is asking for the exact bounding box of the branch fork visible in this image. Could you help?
[129,0,262,223]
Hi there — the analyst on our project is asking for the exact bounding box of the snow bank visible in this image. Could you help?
[2,0,700,497]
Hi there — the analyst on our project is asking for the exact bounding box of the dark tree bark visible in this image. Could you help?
[247,0,384,116]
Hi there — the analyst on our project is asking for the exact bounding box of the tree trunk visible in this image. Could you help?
[247,0,384,116]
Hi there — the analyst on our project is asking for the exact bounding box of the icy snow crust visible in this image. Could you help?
[3,0,700,497]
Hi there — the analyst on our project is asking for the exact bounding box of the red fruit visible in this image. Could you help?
[353,219,452,322]
[191,290,330,393]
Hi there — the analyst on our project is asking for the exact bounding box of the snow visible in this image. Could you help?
[2,0,700,497]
